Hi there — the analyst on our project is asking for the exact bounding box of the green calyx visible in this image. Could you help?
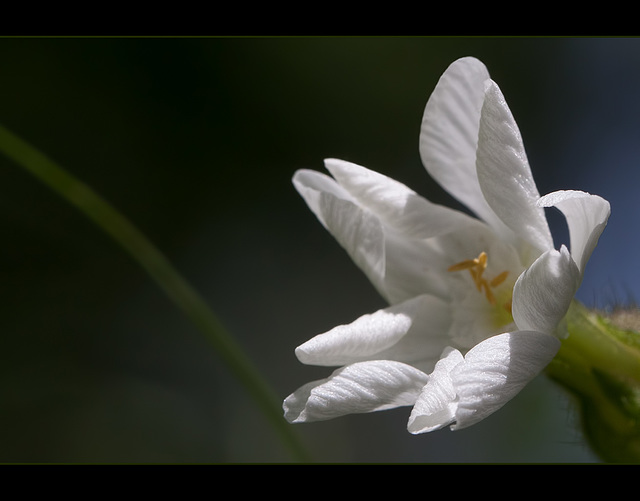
[547,301,640,463]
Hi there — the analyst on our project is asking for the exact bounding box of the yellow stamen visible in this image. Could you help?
[477,251,487,269]
[489,270,509,288]
[482,280,496,305]
[448,251,510,309]
[469,267,482,291]
[447,259,479,272]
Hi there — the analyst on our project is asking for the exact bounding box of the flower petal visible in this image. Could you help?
[293,169,388,299]
[381,231,451,303]
[419,57,505,231]
[283,360,429,423]
[512,246,581,335]
[293,168,498,305]
[451,330,561,430]
[324,158,484,239]
[537,190,611,275]
[407,347,464,433]
[476,80,554,254]
[296,294,452,371]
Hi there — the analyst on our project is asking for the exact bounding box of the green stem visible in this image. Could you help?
[547,301,640,462]
[0,123,309,462]
[557,302,640,386]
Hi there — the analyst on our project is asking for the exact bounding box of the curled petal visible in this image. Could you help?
[537,190,610,275]
[296,294,452,370]
[283,360,429,423]
[293,169,388,299]
[512,246,581,335]
[324,158,484,239]
[476,80,554,254]
[292,168,354,207]
[408,347,464,434]
[451,331,561,430]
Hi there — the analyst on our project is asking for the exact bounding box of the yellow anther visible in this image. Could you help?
[477,251,487,269]
[447,259,479,272]
[448,252,510,308]
[489,270,509,288]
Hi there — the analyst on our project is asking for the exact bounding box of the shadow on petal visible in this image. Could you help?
[451,330,560,430]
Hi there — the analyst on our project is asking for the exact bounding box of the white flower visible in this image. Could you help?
[283,57,610,433]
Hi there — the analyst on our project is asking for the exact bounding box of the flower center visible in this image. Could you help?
[448,251,512,315]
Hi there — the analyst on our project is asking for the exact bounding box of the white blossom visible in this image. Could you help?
[283,57,610,432]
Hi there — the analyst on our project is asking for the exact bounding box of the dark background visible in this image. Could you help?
[0,37,636,463]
